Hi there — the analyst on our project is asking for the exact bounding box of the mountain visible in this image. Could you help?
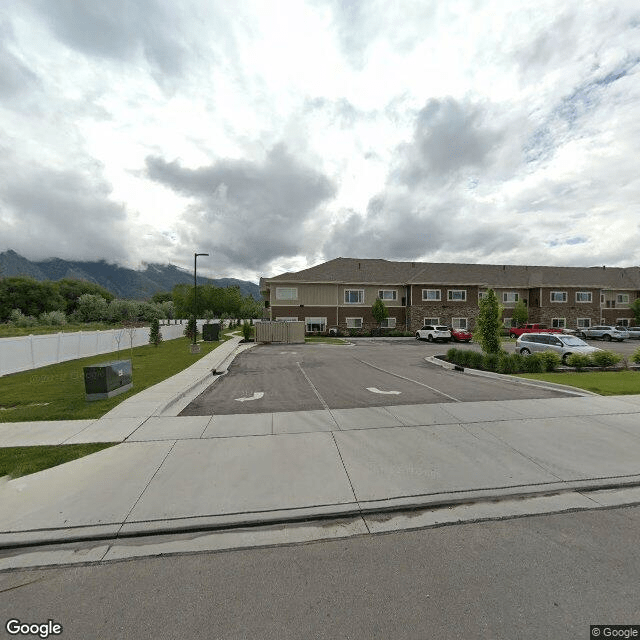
[0,250,261,300]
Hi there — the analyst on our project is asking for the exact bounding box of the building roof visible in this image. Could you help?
[261,257,640,289]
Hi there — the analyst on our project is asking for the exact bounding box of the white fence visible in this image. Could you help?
[0,320,215,377]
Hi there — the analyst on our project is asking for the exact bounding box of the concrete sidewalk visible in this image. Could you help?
[1,338,640,558]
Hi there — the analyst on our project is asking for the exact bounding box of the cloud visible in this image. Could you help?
[0,20,40,100]
[0,161,131,262]
[391,98,504,187]
[146,144,337,271]
[26,0,188,77]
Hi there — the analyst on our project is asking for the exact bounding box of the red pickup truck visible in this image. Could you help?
[508,324,564,339]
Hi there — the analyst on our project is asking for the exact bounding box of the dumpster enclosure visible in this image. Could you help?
[255,321,305,344]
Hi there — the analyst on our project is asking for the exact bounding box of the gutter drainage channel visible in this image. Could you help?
[3,476,640,552]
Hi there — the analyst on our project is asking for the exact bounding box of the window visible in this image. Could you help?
[448,290,466,301]
[346,317,363,329]
[276,287,298,300]
[424,317,440,325]
[503,317,513,328]
[452,318,468,329]
[616,318,630,326]
[576,292,592,303]
[378,290,397,301]
[502,292,519,303]
[577,318,591,328]
[552,318,566,328]
[344,289,364,304]
[276,317,298,321]
[380,317,396,328]
[550,291,567,302]
[601,294,605,304]
[305,317,326,332]
[478,291,487,300]
[422,289,441,301]
[617,294,630,304]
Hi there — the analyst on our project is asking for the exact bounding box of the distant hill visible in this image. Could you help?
[0,250,261,300]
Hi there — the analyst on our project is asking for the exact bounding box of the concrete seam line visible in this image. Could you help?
[295,361,341,431]
[424,355,597,396]
[353,356,461,403]
[330,432,369,533]
[463,422,566,483]
[117,440,178,536]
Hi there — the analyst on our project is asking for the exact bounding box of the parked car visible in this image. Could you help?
[578,325,627,341]
[416,325,451,342]
[508,323,563,339]
[516,333,602,364]
[625,326,640,339]
[615,326,631,339]
[449,326,472,342]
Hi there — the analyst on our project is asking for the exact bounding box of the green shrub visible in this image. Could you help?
[591,350,622,368]
[148,318,163,347]
[446,348,461,363]
[497,352,521,374]
[632,348,640,365]
[241,320,254,341]
[482,352,500,372]
[538,350,561,371]
[39,310,67,326]
[566,353,592,370]
[522,352,545,373]
[466,351,484,370]
[183,317,199,341]
[9,309,38,327]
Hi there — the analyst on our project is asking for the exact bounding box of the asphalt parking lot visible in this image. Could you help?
[180,339,576,416]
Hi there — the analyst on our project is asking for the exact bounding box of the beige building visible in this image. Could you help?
[259,258,640,333]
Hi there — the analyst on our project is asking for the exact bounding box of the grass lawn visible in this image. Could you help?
[0,443,118,479]
[0,334,232,422]
[517,370,640,395]
[305,336,349,345]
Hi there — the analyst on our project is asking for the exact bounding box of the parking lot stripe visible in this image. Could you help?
[353,357,461,403]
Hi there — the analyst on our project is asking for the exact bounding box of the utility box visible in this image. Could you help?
[84,360,132,401]
[202,323,221,341]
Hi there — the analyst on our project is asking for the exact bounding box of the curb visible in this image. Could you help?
[425,355,597,396]
[3,474,640,551]
[155,338,254,416]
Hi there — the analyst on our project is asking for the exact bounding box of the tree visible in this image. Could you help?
[476,288,503,354]
[631,297,640,324]
[184,316,198,341]
[371,298,389,328]
[55,279,114,315]
[149,318,163,347]
[512,300,528,326]
[0,276,66,322]
[72,294,109,323]
[151,291,172,304]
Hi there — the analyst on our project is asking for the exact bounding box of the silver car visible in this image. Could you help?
[625,326,640,339]
[578,325,627,341]
[516,333,602,364]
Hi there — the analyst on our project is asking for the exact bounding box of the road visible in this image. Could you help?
[181,340,574,415]
[1,506,638,639]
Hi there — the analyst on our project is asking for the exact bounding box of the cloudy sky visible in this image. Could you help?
[1,1,639,282]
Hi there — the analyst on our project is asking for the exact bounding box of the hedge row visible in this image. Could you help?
[445,348,635,374]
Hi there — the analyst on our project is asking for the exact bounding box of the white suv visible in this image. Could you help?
[416,325,451,342]
[578,326,627,341]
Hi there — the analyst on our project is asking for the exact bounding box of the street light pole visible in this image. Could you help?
[193,252,209,351]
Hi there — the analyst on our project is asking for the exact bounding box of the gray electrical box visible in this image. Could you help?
[84,360,132,401]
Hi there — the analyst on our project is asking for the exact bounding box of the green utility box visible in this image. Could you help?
[83,360,132,401]
[202,323,221,341]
